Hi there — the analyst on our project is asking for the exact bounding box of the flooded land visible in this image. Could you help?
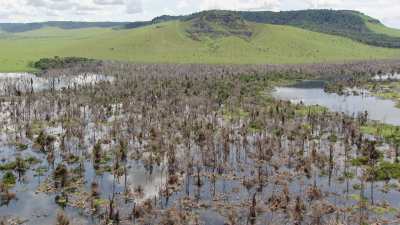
[273,80,400,125]
[1,62,400,225]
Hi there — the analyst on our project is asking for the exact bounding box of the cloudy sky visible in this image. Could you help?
[0,0,399,28]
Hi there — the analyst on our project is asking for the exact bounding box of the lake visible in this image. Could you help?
[273,80,400,126]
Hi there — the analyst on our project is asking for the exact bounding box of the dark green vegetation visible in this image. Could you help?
[375,162,400,181]
[2,172,16,187]
[123,15,186,29]
[1,61,400,224]
[184,11,253,40]
[32,57,98,70]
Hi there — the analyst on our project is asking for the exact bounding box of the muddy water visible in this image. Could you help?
[273,80,400,126]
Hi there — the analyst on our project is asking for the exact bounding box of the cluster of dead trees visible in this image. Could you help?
[1,60,399,224]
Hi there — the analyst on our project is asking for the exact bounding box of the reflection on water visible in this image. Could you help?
[1,76,399,224]
[0,141,165,225]
[0,73,114,95]
[273,80,400,126]
[372,73,400,81]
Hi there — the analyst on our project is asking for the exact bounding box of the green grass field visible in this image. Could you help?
[1,21,400,72]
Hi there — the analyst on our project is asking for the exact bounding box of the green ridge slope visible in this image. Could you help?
[1,21,400,72]
[367,22,400,38]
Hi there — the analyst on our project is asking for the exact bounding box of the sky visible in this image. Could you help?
[0,0,399,28]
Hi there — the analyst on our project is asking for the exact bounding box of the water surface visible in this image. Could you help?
[0,73,114,95]
[273,80,400,126]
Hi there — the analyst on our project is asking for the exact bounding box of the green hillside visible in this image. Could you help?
[121,10,400,48]
[366,22,400,38]
[236,10,400,48]
[1,18,400,72]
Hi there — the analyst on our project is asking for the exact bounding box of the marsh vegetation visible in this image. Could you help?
[1,61,400,225]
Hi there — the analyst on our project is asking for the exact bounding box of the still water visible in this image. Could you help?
[273,80,400,126]
[0,73,114,95]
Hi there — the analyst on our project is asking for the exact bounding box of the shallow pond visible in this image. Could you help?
[0,73,114,95]
[273,80,400,126]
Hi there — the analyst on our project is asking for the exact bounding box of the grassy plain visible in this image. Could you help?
[1,21,400,71]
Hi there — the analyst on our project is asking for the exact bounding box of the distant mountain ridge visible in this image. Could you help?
[123,9,400,48]
[1,10,399,48]
[0,21,129,33]
[237,10,400,48]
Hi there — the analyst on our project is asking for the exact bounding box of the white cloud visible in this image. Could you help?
[196,0,281,11]
[126,0,143,14]
[94,0,124,5]
[176,0,189,9]
[303,0,344,8]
